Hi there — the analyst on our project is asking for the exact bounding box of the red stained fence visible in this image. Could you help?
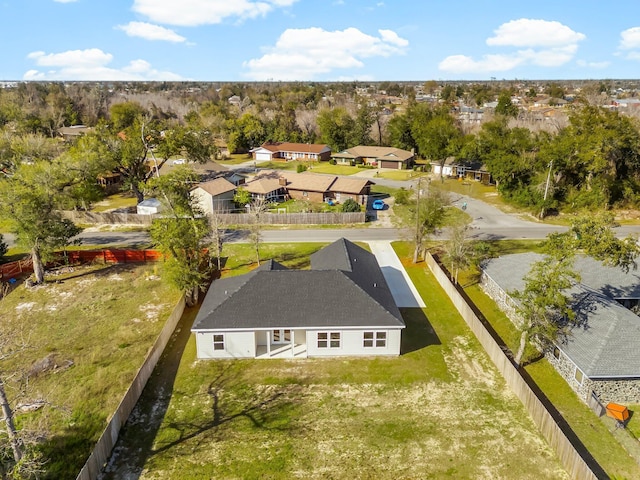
[0,249,165,280]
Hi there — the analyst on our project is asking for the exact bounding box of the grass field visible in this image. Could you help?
[0,262,181,478]
[124,241,568,479]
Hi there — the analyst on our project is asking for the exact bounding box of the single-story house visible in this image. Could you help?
[191,177,237,214]
[481,252,640,404]
[251,142,332,162]
[192,238,405,359]
[136,198,162,215]
[243,174,287,202]
[331,146,414,170]
[58,125,93,142]
[430,158,493,184]
[252,171,374,206]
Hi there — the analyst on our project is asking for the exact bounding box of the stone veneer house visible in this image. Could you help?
[481,252,640,404]
[191,238,405,359]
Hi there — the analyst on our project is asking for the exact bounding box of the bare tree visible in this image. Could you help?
[209,208,228,271]
[442,224,471,284]
[247,197,269,266]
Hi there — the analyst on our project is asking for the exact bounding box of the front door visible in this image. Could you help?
[272,329,291,344]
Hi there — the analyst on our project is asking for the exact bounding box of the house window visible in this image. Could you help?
[574,367,584,385]
[317,332,340,348]
[213,334,225,351]
[363,331,387,348]
[553,347,560,360]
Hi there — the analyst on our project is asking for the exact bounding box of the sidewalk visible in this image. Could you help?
[368,241,426,308]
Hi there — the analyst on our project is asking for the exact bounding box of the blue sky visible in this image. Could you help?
[1,0,640,82]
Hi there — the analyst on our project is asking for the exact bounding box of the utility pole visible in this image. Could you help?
[540,160,553,219]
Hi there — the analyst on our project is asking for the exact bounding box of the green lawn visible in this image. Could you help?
[129,241,568,479]
[377,170,428,181]
[91,193,137,212]
[218,153,253,165]
[1,262,181,479]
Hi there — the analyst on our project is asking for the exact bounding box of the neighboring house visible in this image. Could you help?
[331,146,414,170]
[326,176,374,205]
[136,198,162,215]
[251,170,373,205]
[58,125,92,142]
[192,238,405,359]
[243,174,287,202]
[430,158,493,184]
[481,253,640,404]
[97,172,122,194]
[191,177,237,214]
[251,142,332,162]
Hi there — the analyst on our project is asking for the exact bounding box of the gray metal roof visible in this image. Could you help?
[193,238,404,331]
[482,253,640,378]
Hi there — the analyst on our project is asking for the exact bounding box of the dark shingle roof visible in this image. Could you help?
[482,253,640,378]
[193,238,404,331]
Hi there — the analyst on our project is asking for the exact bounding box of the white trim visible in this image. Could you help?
[193,325,405,333]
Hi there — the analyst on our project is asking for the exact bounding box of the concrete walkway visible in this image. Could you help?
[368,241,426,308]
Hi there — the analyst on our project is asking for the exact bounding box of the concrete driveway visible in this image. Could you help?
[368,241,426,308]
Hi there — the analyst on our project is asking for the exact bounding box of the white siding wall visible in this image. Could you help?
[191,188,213,216]
[195,331,256,359]
[306,329,401,357]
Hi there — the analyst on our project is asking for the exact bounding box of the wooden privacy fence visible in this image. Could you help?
[76,296,186,480]
[424,252,607,480]
[59,210,366,226]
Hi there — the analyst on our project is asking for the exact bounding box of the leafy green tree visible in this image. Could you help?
[0,161,83,284]
[341,198,361,212]
[233,187,251,207]
[109,101,147,131]
[393,187,411,205]
[387,113,416,152]
[317,107,355,152]
[511,243,579,366]
[495,92,518,117]
[352,102,376,146]
[413,111,462,180]
[147,168,212,306]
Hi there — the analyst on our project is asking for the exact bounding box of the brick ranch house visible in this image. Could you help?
[251,142,332,162]
[481,252,640,405]
[244,170,373,206]
[331,146,415,170]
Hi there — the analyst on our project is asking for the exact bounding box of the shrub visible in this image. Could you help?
[341,198,361,212]
[329,159,337,165]
[297,164,308,173]
[394,187,411,205]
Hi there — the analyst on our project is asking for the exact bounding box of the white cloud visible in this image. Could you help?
[243,27,408,80]
[487,18,585,47]
[619,27,640,50]
[576,60,611,68]
[132,0,297,27]
[24,48,186,81]
[116,22,186,43]
[617,27,640,61]
[438,54,524,74]
[440,18,584,75]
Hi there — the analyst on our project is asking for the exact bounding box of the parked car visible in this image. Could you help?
[372,199,385,210]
